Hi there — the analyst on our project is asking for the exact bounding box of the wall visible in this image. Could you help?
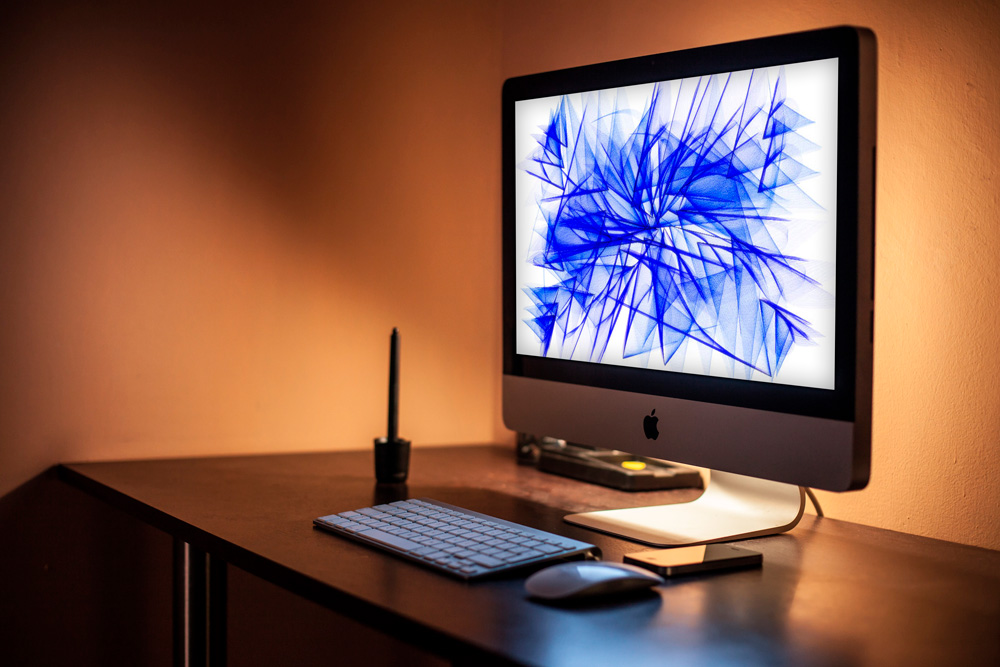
[0,0,998,566]
[501,0,1000,550]
[0,1,505,497]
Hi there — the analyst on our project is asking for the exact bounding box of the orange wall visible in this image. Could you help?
[2,1,999,550]
[0,2,505,495]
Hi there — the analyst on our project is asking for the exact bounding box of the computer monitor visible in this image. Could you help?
[502,26,876,545]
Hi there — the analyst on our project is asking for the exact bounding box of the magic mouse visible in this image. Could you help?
[525,561,663,601]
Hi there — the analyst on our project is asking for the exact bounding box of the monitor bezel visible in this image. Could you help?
[503,26,872,425]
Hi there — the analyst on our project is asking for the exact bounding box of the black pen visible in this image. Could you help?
[374,327,409,484]
[387,327,399,443]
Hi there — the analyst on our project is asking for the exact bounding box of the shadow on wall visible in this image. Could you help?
[2,1,354,225]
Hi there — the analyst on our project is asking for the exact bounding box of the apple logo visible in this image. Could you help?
[643,409,659,440]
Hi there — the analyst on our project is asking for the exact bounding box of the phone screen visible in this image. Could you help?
[624,544,762,577]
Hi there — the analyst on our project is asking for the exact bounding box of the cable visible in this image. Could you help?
[804,487,824,517]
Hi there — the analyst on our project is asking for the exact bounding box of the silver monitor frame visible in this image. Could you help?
[502,27,876,542]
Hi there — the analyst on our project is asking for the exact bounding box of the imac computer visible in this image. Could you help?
[502,26,877,546]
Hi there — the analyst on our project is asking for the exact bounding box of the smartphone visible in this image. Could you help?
[623,543,762,577]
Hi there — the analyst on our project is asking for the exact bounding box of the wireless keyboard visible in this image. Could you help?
[314,498,598,580]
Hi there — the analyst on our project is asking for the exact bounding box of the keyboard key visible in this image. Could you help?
[357,528,421,551]
[341,523,368,533]
[469,553,503,568]
[412,546,438,556]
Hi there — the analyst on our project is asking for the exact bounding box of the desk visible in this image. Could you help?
[58,445,1000,666]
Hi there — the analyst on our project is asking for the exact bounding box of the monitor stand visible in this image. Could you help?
[564,470,805,546]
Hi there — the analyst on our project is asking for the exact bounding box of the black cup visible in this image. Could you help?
[374,437,410,484]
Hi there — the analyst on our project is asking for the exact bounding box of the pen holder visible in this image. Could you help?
[374,437,410,484]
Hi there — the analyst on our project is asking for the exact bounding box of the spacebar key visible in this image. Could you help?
[357,528,421,552]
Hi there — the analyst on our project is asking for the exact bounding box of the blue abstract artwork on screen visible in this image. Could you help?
[520,67,831,381]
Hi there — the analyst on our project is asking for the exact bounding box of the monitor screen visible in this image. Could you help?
[503,27,876,496]
[515,57,839,391]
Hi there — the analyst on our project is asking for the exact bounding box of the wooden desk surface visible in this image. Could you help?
[59,445,1000,666]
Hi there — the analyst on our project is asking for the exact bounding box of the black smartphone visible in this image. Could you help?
[623,544,762,577]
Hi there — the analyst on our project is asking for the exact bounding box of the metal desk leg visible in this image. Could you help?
[173,540,227,667]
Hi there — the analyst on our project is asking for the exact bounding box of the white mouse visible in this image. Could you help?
[524,561,664,601]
